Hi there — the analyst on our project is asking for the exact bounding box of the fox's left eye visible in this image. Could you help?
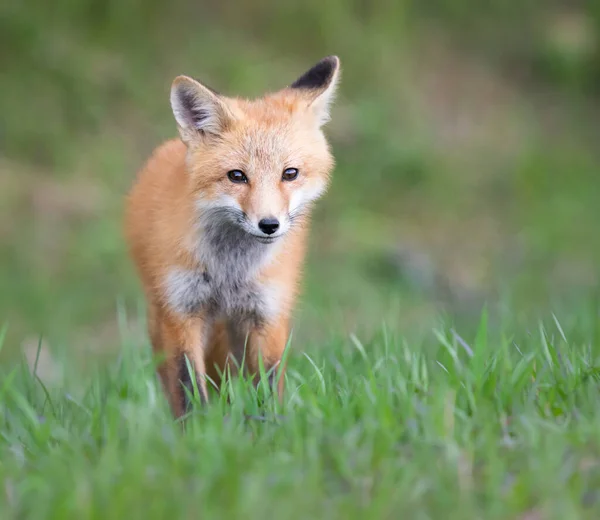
[282,168,299,181]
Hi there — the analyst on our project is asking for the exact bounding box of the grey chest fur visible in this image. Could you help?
[163,219,279,323]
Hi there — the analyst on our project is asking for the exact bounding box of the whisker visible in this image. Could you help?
[289,206,311,225]
[201,206,247,225]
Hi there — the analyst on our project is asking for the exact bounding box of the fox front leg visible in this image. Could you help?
[245,317,291,402]
[155,312,209,417]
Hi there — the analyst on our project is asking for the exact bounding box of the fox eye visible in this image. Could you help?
[227,170,248,183]
[282,168,299,181]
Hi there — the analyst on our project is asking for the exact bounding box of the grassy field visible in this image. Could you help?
[3,1,600,517]
[3,309,600,518]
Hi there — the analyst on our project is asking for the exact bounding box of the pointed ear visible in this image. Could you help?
[289,55,341,126]
[170,76,233,143]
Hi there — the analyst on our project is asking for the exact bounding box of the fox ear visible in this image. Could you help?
[290,55,341,126]
[170,76,233,143]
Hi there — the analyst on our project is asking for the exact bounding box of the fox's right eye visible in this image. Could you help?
[227,170,248,183]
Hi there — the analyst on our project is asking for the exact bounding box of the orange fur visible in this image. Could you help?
[124,56,340,417]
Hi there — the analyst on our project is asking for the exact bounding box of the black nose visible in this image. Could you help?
[258,218,280,235]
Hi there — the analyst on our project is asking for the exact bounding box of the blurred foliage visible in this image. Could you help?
[1,0,600,354]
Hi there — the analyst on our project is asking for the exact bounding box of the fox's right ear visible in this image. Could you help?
[170,76,233,143]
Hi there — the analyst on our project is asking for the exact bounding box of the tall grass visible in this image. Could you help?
[2,310,600,518]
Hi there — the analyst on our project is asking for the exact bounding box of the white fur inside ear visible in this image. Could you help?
[309,80,338,126]
[170,79,225,137]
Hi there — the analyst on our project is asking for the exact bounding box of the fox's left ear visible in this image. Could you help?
[289,55,341,126]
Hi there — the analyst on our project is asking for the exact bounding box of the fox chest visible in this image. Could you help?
[163,267,279,323]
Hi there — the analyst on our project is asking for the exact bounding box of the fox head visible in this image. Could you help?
[170,56,340,244]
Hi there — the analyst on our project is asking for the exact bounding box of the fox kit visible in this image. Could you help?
[125,56,341,417]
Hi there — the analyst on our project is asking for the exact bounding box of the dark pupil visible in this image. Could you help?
[283,168,298,180]
[228,170,246,183]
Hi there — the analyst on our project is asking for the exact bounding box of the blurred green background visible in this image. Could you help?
[2,0,600,359]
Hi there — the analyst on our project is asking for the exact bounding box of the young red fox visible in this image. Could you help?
[124,56,341,417]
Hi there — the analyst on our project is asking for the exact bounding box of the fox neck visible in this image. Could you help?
[192,210,282,287]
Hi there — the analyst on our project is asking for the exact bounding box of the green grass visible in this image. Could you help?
[3,309,600,519]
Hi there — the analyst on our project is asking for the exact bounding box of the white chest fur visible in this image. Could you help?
[164,266,281,323]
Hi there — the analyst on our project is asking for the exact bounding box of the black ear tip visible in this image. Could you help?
[321,55,340,68]
[291,55,340,90]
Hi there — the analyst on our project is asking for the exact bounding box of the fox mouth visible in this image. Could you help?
[252,235,278,244]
